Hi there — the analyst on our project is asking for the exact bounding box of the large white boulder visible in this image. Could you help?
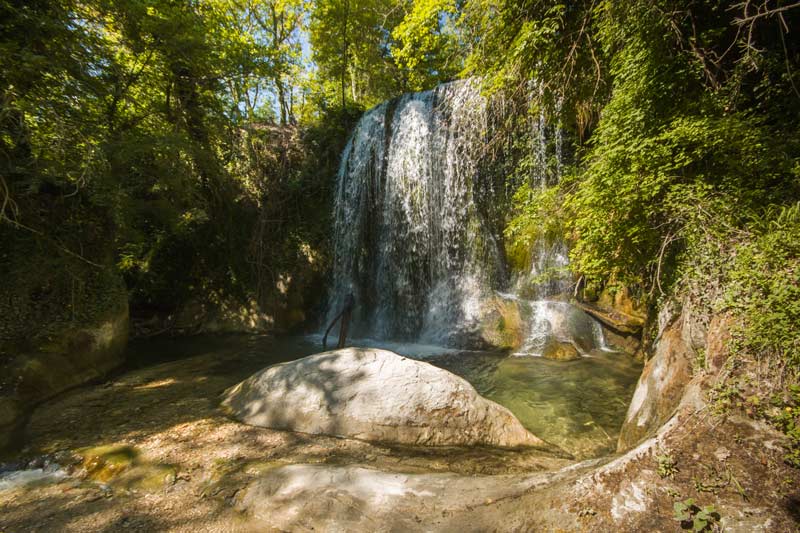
[222,347,546,448]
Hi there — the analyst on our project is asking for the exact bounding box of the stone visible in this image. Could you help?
[78,444,138,483]
[706,314,735,373]
[0,301,129,454]
[602,327,642,357]
[0,397,22,452]
[541,339,581,361]
[222,348,548,449]
[617,323,693,451]
[598,286,646,320]
[525,301,603,355]
[474,296,525,350]
[76,444,176,491]
[235,464,544,532]
[680,299,709,352]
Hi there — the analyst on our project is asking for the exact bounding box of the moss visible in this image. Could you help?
[117,464,178,492]
[78,444,139,482]
[76,444,177,491]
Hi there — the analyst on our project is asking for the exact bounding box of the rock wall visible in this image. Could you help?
[617,318,693,451]
[617,299,731,452]
[132,244,326,338]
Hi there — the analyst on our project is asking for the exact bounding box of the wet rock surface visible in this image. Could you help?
[0,302,129,456]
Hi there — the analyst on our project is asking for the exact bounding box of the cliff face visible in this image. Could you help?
[616,298,740,453]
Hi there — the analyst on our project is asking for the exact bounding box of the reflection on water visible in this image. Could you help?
[126,334,641,460]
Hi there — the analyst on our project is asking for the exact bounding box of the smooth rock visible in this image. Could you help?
[617,322,692,451]
[524,301,602,355]
[235,464,546,532]
[222,348,547,448]
[575,301,644,335]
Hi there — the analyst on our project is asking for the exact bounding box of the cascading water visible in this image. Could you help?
[327,80,503,344]
[327,79,606,353]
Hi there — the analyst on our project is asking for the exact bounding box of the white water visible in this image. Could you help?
[327,80,499,344]
[0,466,67,491]
[514,300,608,357]
[327,79,607,352]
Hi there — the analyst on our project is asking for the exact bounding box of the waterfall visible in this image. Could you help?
[327,80,503,344]
[327,80,606,353]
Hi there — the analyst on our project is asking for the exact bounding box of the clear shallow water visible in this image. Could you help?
[126,334,640,459]
[429,349,642,458]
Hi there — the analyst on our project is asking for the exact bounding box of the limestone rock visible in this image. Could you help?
[680,299,709,352]
[541,339,581,361]
[474,296,525,350]
[0,397,22,451]
[235,464,543,532]
[222,348,547,448]
[602,327,642,357]
[617,324,693,451]
[523,301,603,355]
[0,301,129,454]
[706,314,735,372]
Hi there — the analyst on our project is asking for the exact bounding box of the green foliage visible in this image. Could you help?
[0,0,348,331]
[673,498,721,532]
[656,452,678,479]
[464,0,800,464]
[307,0,466,111]
[725,203,800,370]
[505,183,565,270]
[391,0,462,91]
[308,0,405,109]
[772,385,800,468]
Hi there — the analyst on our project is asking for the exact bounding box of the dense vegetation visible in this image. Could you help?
[1,0,798,460]
[466,0,800,464]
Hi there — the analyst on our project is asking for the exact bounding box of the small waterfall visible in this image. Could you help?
[517,300,607,356]
[327,80,502,344]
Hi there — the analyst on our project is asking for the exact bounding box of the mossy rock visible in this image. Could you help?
[0,233,129,454]
[76,444,176,491]
[0,397,22,453]
[541,340,581,361]
[476,296,525,350]
[0,396,20,427]
[115,464,177,492]
[78,444,139,482]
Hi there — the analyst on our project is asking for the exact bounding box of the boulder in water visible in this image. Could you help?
[541,339,581,361]
[473,296,526,350]
[222,348,547,449]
